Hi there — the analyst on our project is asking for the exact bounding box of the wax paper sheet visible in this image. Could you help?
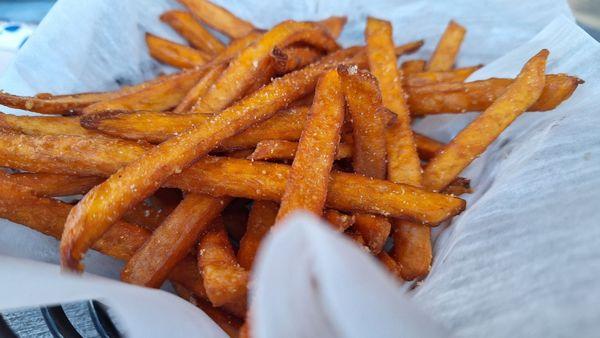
[1,0,599,337]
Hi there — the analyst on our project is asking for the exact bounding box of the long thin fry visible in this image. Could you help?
[339,65,391,253]
[59,48,360,271]
[0,112,104,137]
[401,60,425,74]
[367,16,431,278]
[0,90,131,115]
[122,194,228,288]
[276,70,344,221]
[192,21,338,114]
[0,175,208,298]
[198,222,249,307]
[0,172,102,197]
[81,106,308,146]
[248,140,352,161]
[0,134,465,224]
[146,33,211,68]
[237,200,278,270]
[405,65,482,86]
[427,20,466,71]
[423,50,549,191]
[408,74,580,115]
[178,0,256,39]
[160,10,225,54]
[173,63,227,114]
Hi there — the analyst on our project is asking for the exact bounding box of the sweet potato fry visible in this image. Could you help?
[160,10,225,54]
[0,172,102,197]
[423,50,549,191]
[237,200,278,270]
[317,16,347,39]
[394,40,425,56]
[146,33,211,68]
[276,70,344,221]
[401,60,425,74]
[427,20,466,71]
[192,21,339,114]
[271,47,323,75]
[367,16,431,278]
[323,209,355,232]
[172,282,243,337]
[339,65,391,253]
[82,68,208,115]
[444,177,472,196]
[173,63,227,114]
[377,251,402,280]
[0,91,118,115]
[0,134,465,224]
[178,0,256,39]
[122,194,229,288]
[408,74,581,115]
[122,193,178,231]
[339,67,387,179]
[248,140,352,161]
[0,113,104,138]
[81,106,308,145]
[404,65,482,86]
[198,223,249,307]
[414,133,443,160]
[0,175,208,298]
[59,48,359,271]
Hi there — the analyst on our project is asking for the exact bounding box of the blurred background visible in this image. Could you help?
[0,0,599,74]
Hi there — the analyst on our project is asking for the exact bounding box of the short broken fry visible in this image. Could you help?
[323,209,355,232]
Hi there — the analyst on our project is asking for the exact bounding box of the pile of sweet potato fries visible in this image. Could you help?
[0,0,581,336]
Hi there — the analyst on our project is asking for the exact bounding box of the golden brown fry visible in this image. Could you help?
[414,133,444,160]
[0,134,465,224]
[122,194,228,288]
[59,48,359,271]
[339,67,387,179]
[173,63,227,114]
[178,0,256,39]
[193,21,339,114]
[401,60,426,74]
[339,65,391,254]
[146,33,211,69]
[81,106,308,145]
[408,74,581,115]
[0,113,104,138]
[317,16,347,39]
[198,222,249,307]
[444,177,472,195]
[394,40,425,56]
[0,175,208,298]
[405,65,482,86]
[427,20,466,71]
[248,140,352,161]
[122,193,179,231]
[0,91,117,115]
[323,209,355,232]
[237,200,278,270]
[83,68,208,115]
[367,16,431,278]
[377,251,402,280]
[172,282,243,338]
[0,172,102,197]
[423,49,549,191]
[271,47,323,75]
[160,10,225,54]
[276,70,344,221]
